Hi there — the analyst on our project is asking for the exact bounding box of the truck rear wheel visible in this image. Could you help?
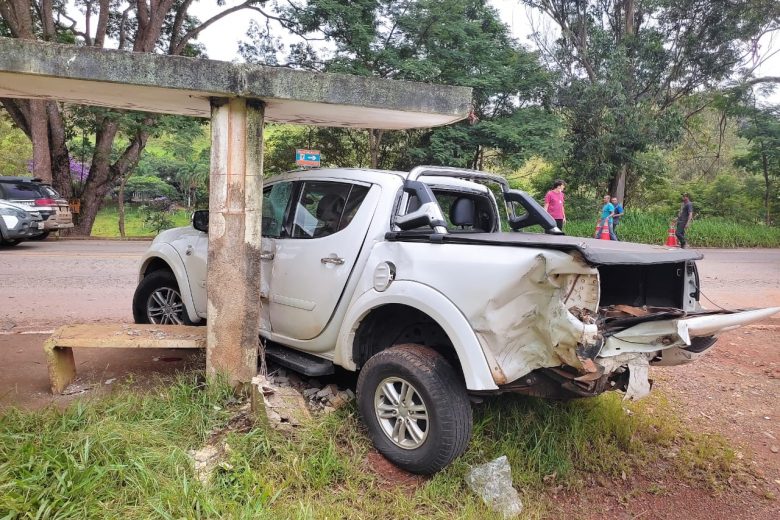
[356,343,472,474]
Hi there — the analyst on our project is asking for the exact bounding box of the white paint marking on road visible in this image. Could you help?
[0,330,55,335]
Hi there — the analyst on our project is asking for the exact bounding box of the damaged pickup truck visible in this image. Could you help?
[133,165,780,474]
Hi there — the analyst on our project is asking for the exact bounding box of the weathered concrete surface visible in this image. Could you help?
[0,38,472,128]
[43,324,206,393]
[205,98,263,387]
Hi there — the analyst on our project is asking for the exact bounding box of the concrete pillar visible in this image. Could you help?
[206,97,264,388]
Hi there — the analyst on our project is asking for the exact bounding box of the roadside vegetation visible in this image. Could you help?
[0,376,739,519]
[90,204,191,238]
[565,212,780,248]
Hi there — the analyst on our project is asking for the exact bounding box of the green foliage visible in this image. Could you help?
[733,104,780,223]
[0,112,31,176]
[564,211,780,247]
[125,175,175,200]
[0,379,737,518]
[134,121,210,208]
[524,0,780,197]
[90,204,190,238]
[142,198,176,234]
[246,0,561,171]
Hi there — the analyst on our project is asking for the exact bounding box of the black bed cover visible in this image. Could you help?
[384,231,703,266]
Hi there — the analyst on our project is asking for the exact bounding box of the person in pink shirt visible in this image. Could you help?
[544,179,566,232]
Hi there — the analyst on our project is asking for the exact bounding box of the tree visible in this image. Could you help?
[244,0,560,172]
[734,104,780,225]
[522,0,780,201]
[0,111,31,176]
[0,0,272,235]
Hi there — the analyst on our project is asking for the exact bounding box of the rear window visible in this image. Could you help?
[0,181,44,200]
[39,185,61,198]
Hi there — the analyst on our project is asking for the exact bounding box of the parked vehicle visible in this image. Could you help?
[134,166,779,474]
[0,177,74,239]
[0,199,44,246]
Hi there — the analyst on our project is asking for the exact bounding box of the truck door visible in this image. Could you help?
[261,181,295,333]
[268,180,377,340]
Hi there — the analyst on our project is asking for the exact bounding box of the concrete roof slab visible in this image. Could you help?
[0,38,472,129]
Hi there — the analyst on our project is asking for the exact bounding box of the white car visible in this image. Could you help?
[133,166,779,474]
[0,199,44,246]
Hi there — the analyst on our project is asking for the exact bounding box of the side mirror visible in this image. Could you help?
[395,180,448,233]
[504,190,562,234]
[192,209,209,233]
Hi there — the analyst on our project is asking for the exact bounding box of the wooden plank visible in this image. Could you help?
[43,324,206,394]
[49,324,206,349]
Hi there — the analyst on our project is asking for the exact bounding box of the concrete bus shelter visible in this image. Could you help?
[0,38,472,389]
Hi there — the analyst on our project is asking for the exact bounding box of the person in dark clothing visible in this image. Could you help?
[611,197,624,240]
[676,193,694,248]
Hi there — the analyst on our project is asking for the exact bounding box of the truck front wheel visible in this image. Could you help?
[356,343,472,474]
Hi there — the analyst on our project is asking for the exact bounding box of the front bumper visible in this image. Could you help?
[1,214,39,240]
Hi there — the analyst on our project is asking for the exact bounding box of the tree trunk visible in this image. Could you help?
[46,101,73,199]
[118,175,128,238]
[610,164,628,203]
[368,129,384,169]
[29,101,52,183]
[762,150,770,225]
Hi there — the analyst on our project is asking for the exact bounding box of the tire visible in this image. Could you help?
[356,343,472,474]
[0,237,21,246]
[29,231,50,241]
[132,270,193,325]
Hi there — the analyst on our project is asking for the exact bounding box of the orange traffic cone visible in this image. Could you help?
[599,221,611,240]
[665,224,678,247]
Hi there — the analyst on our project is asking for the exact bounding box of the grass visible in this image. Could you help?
[565,211,780,248]
[0,376,739,519]
[90,204,191,238]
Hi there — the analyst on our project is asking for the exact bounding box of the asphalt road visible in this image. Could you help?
[0,240,778,332]
[0,239,150,331]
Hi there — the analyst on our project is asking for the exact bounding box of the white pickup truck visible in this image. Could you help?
[133,166,779,474]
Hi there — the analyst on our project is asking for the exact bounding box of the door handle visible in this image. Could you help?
[260,252,275,260]
[321,256,345,265]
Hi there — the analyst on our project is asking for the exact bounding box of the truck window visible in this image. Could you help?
[292,182,369,239]
[262,182,293,238]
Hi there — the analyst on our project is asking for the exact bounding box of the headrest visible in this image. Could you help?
[316,193,345,220]
[450,197,475,227]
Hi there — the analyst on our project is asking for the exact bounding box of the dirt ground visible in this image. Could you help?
[1,242,778,518]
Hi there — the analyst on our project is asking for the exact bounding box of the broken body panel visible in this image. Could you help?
[386,232,779,400]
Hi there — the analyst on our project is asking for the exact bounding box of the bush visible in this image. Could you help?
[565,211,780,247]
[142,197,175,234]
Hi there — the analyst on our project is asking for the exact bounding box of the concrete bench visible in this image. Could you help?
[44,324,206,394]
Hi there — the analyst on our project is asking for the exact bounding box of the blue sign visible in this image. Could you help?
[296,149,321,167]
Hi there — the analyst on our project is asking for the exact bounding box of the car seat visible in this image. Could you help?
[314,193,345,236]
[450,197,476,230]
